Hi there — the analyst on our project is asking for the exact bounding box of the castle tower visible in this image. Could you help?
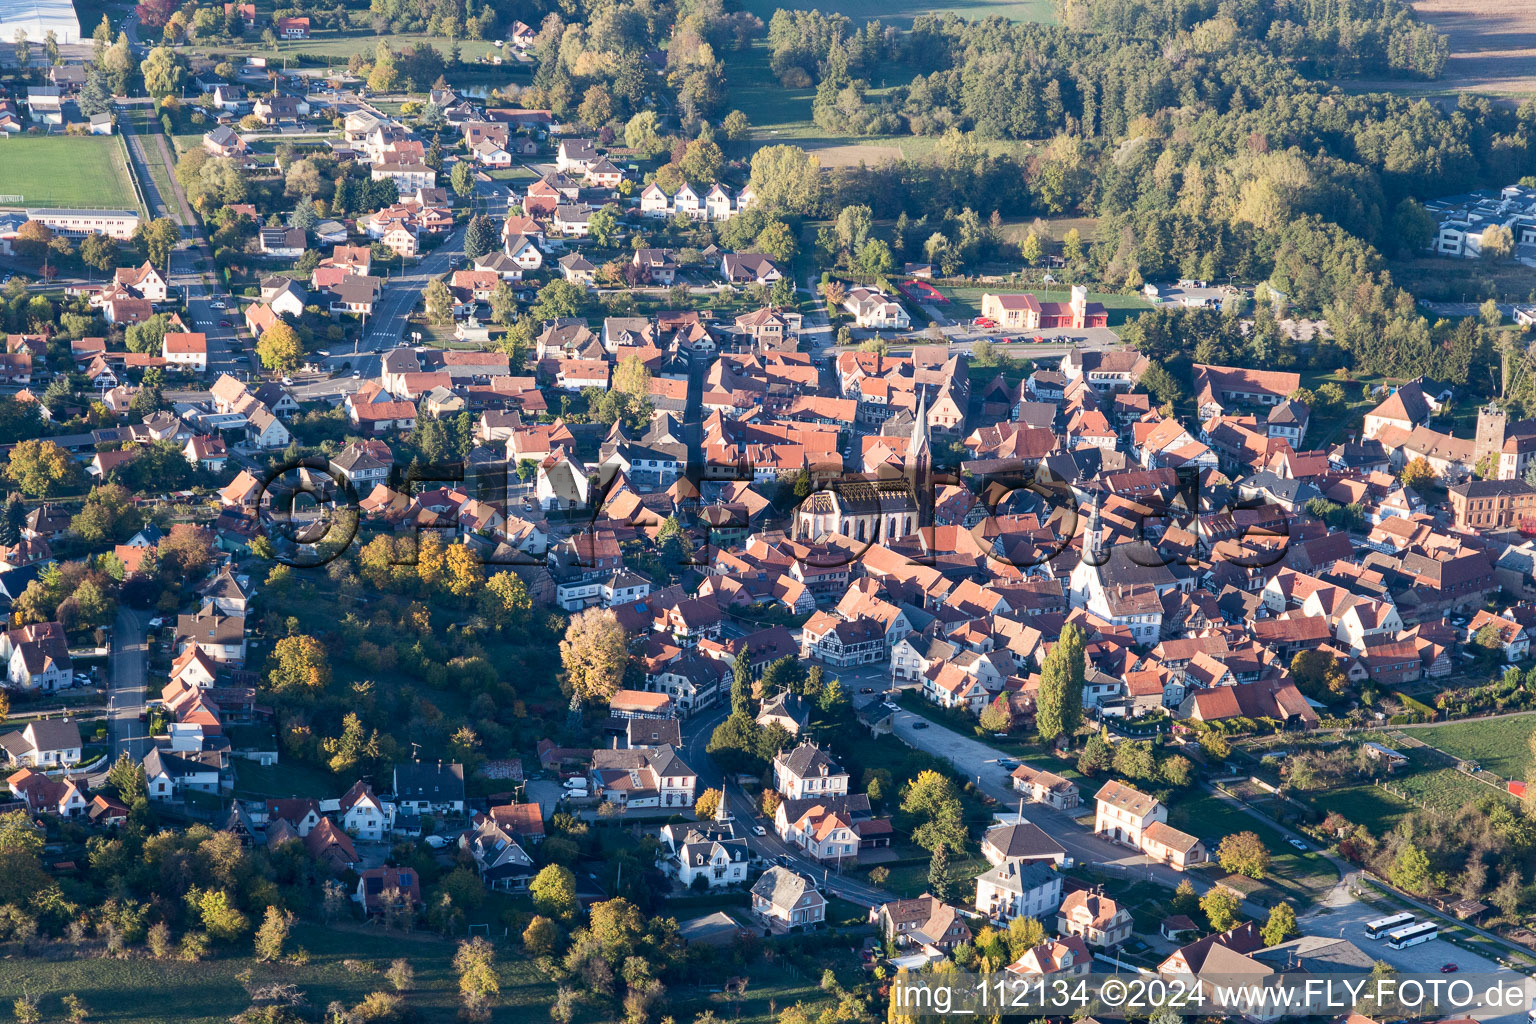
[1476,403,1508,468]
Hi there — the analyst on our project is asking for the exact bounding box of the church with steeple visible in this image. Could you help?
[1067,493,1193,645]
[794,390,931,545]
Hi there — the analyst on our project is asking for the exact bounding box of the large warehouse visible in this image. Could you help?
[0,0,81,44]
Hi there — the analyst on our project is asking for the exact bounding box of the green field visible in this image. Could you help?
[1166,795,1340,906]
[1302,782,1414,833]
[1414,715,1536,782]
[0,135,138,210]
[0,923,555,1024]
[739,0,1055,26]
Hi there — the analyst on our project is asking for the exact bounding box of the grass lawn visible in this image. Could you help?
[1413,714,1536,781]
[1305,782,1415,833]
[1166,794,1339,907]
[0,135,137,210]
[736,0,1055,26]
[1392,764,1513,813]
[724,42,1037,165]
[233,756,345,799]
[0,923,555,1024]
[884,852,990,898]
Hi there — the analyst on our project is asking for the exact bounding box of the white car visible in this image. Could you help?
[423,835,449,849]
[562,777,588,790]
[752,825,766,836]
[1287,838,1308,851]
[209,300,226,309]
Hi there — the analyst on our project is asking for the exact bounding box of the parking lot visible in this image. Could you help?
[1303,888,1535,1023]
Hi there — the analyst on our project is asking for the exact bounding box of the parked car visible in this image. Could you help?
[752,825,766,836]
[859,687,874,694]
[912,721,930,730]
[423,834,448,848]
[1287,838,1308,851]
[562,776,588,790]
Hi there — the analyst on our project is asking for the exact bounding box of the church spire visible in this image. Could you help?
[1085,490,1105,563]
[907,387,931,470]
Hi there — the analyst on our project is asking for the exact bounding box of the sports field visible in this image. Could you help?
[0,135,138,210]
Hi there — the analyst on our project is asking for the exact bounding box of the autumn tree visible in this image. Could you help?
[253,905,294,961]
[268,634,331,694]
[1200,885,1242,932]
[1036,622,1085,743]
[559,608,628,707]
[694,788,722,820]
[454,936,499,1021]
[256,320,303,372]
[1261,901,1298,946]
[1389,843,1431,894]
[1399,456,1435,489]
[5,439,82,497]
[530,864,578,920]
[479,571,531,629]
[444,543,483,599]
[1217,831,1271,879]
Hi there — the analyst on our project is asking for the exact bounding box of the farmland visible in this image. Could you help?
[0,135,138,211]
[1414,714,1536,782]
[1411,0,1536,94]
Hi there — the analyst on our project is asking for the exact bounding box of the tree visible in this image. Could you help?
[559,608,628,707]
[927,843,956,902]
[748,145,824,215]
[480,572,531,629]
[5,439,81,497]
[624,111,666,158]
[1262,902,1298,946]
[530,864,578,920]
[1389,843,1432,895]
[137,217,180,270]
[1200,885,1242,932]
[1217,831,1271,879]
[694,788,722,820]
[1481,298,1504,329]
[368,41,399,92]
[80,232,117,273]
[901,770,967,853]
[523,916,559,954]
[322,712,381,774]
[1481,224,1514,260]
[1399,456,1435,489]
[1005,915,1045,959]
[464,215,495,260]
[106,750,147,803]
[140,45,186,97]
[268,634,331,694]
[424,276,456,325]
[449,159,475,200]
[1170,878,1199,917]
[189,887,249,941]
[722,109,750,141]
[978,695,1013,734]
[588,204,621,247]
[454,937,499,1018]
[254,905,294,961]
[255,320,303,372]
[1036,622,1085,743]
[1020,231,1043,266]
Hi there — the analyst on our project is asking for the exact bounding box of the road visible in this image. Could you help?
[117,80,247,381]
[87,604,153,785]
[679,700,895,908]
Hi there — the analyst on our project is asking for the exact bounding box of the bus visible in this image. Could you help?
[1386,922,1438,949]
[1364,912,1415,939]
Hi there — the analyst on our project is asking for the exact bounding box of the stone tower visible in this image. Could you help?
[1475,403,1508,468]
